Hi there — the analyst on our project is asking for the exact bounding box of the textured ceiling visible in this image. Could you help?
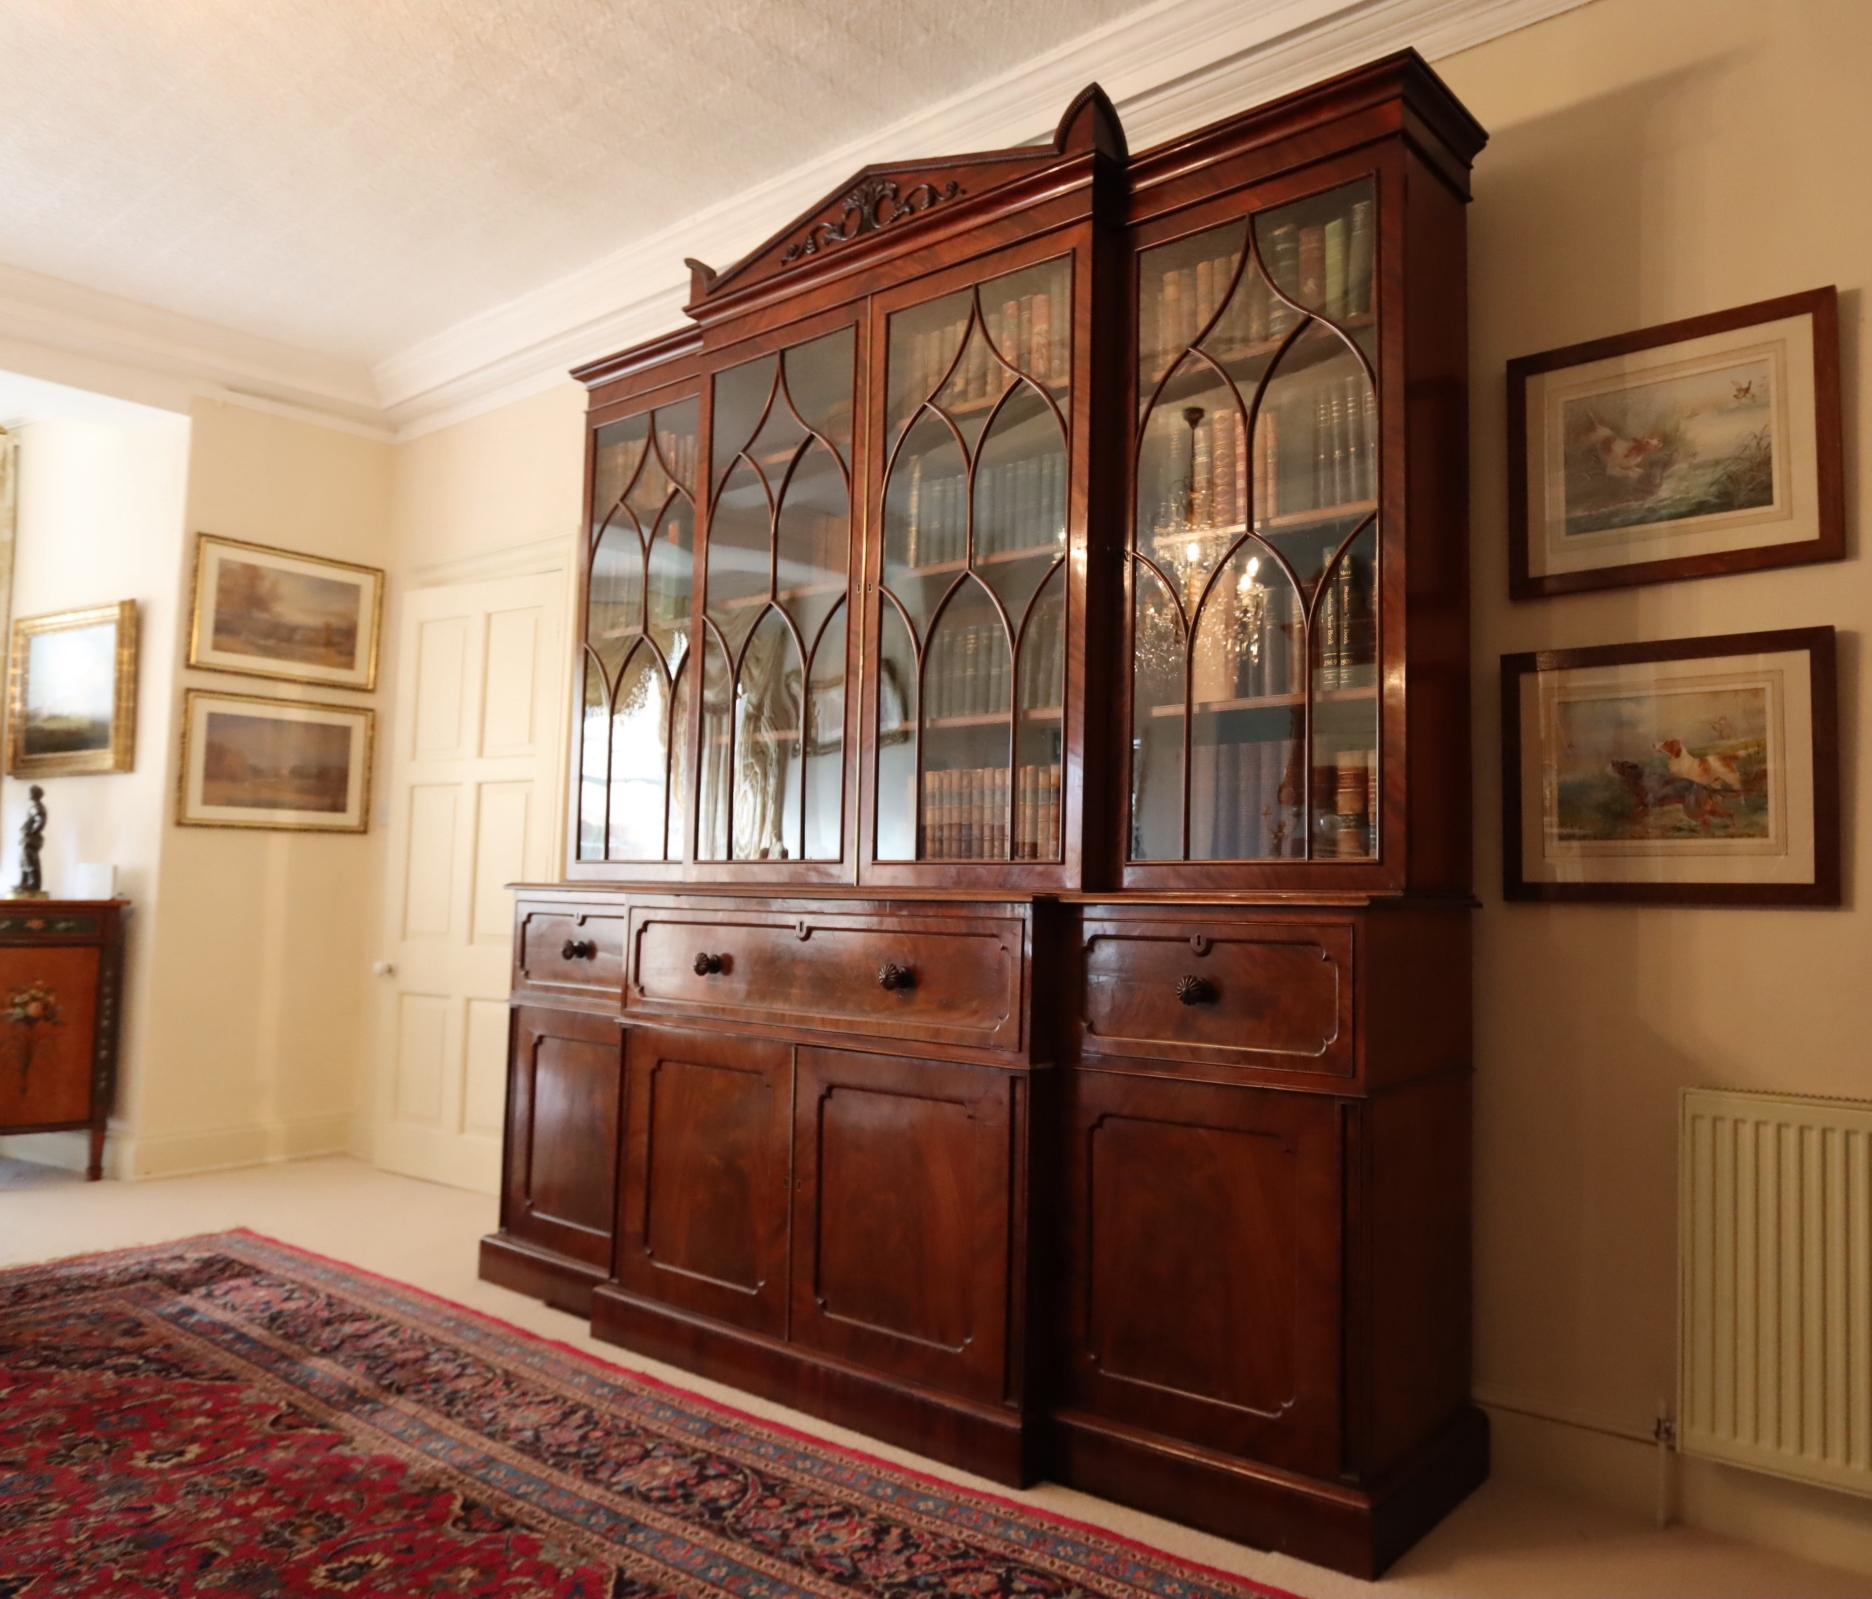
[0,0,1144,364]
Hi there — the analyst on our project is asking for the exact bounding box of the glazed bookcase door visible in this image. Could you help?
[1124,164,1393,890]
[860,233,1092,888]
[574,386,701,874]
[694,313,861,880]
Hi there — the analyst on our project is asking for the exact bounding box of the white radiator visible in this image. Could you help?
[1679,1087,1872,1497]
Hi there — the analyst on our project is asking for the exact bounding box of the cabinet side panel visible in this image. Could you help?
[1399,151,1473,895]
[1362,1069,1473,1472]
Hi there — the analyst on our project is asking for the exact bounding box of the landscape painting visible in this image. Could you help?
[1508,288,1842,598]
[190,535,383,690]
[1559,357,1775,538]
[178,691,372,833]
[6,601,137,777]
[1546,679,1777,849]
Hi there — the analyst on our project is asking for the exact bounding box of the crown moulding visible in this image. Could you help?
[0,0,1592,440]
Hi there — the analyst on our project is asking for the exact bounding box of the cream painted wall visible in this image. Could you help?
[0,408,191,1169]
[125,398,393,1176]
[391,383,585,577]
[1437,0,1871,1569]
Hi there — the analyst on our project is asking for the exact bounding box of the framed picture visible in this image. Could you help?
[188,534,384,690]
[1502,627,1838,905]
[1507,288,1843,599]
[177,690,374,834]
[6,601,138,777]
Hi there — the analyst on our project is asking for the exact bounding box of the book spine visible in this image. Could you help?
[1348,199,1374,317]
[1363,386,1379,501]
[1323,216,1348,321]
[1194,258,1214,341]
[1031,294,1051,383]
[1298,226,1325,310]
[1267,225,1299,336]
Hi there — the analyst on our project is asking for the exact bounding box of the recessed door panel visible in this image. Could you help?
[505,1005,622,1271]
[1060,1067,1343,1476]
[617,1027,790,1336]
[791,1048,1016,1401]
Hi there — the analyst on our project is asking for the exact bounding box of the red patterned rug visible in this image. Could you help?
[0,1232,1303,1599]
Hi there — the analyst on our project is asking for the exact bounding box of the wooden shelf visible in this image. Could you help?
[891,538,1066,579]
[923,705,1063,730]
[1148,683,1377,717]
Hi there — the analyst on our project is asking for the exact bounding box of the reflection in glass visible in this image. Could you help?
[1310,519,1379,861]
[608,646,669,861]
[874,602,919,862]
[876,253,1072,863]
[732,609,804,861]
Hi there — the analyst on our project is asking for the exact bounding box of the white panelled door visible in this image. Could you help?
[374,569,566,1192]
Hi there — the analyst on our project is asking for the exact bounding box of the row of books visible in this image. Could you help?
[901,453,1068,567]
[1316,750,1378,858]
[924,612,1065,720]
[1148,198,1374,360]
[1152,375,1380,537]
[919,764,1061,860]
[901,283,1070,405]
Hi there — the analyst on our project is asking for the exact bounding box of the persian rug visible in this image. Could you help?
[0,1231,1303,1599]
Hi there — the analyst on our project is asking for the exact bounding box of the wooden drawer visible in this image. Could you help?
[513,902,627,1007]
[627,906,1024,1053]
[1079,917,1353,1077]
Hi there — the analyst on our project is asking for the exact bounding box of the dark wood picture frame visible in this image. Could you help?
[1501,626,1839,905]
[1506,287,1843,600]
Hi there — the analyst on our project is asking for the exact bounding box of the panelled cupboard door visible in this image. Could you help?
[376,569,566,1193]
[1059,1067,1344,1478]
[503,1006,624,1273]
[615,1026,791,1336]
[859,228,1095,890]
[791,1048,1016,1402]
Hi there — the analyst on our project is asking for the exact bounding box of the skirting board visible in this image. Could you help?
[1481,1398,1872,1581]
[112,1112,355,1180]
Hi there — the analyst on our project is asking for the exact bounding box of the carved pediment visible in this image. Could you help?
[781,174,966,265]
[687,84,1124,315]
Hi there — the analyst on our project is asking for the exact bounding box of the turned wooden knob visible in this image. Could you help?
[560,939,597,961]
[877,961,915,992]
[693,952,725,976]
[1176,974,1217,1006]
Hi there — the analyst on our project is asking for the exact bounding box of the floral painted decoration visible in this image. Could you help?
[6,978,61,1092]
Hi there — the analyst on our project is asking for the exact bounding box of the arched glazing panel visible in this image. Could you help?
[1252,178,1377,330]
[1188,541,1304,860]
[773,437,848,650]
[1014,562,1066,861]
[697,628,732,861]
[582,396,696,865]
[1129,560,1186,861]
[1310,518,1380,862]
[873,601,920,862]
[606,645,669,862]
[920,577,1011,861]
[1131,182,1382,867]
[577,651,609,862]
[732,607,805,861]
[877,253,1073,868]
[882,412,968,638]
[803,603,847,862]
[974,383,1067,623]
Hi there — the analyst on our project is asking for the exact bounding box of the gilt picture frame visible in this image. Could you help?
[188,534,384,691]
[1502,627,1838,905]
[176,690,374,834]
[5,601,139,778]
[1507,288,1843,600]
